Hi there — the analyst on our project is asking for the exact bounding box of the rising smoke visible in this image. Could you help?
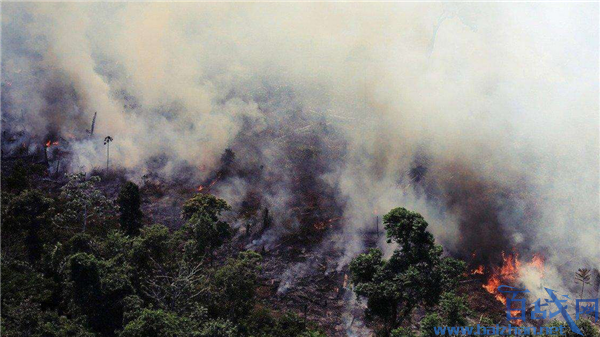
[2,3,598,295]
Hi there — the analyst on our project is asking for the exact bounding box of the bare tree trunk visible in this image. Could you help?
[106,143,110,172]
[89,112,97,136]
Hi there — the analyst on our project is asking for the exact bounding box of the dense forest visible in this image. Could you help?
[2,2,599,336]
[2,158,598,337]
[1,159,326,336]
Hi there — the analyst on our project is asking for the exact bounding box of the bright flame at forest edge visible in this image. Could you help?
[478,252,546,324]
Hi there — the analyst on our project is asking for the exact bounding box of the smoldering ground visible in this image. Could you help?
[2,2,598,299]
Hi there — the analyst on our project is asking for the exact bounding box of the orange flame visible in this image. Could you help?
[483,273,505,304]
[510,310,522,323]
[528,254,545,277]
[471,265,485,275]
[483,252,520,300]
[45,140,59,148]
[208,177,220,188]
[481,252,544,325]
[196,173,222,192]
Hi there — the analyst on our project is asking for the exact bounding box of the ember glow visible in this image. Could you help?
[471,265,484,275]
[313,217,342,230]
[45,140,59,148]
[197,174,222,192]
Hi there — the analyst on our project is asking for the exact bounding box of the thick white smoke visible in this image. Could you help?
[2,3,598,295]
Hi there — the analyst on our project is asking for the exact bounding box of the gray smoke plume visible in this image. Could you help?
[2,3,598,296]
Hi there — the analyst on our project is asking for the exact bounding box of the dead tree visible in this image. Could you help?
[245,220,253,236]
[104,136,113,171]
[143,258,207,312]
[261,208,272,233]
[87,112,97,137]
[43,142,49,165]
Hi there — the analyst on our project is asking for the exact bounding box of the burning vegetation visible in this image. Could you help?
[2,3,599,337]
[3,129,600,336]
[480,253,545,306]
[45,140,59,147]
[4,140,598,336]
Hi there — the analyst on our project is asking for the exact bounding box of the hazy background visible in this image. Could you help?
[2,2,598,296]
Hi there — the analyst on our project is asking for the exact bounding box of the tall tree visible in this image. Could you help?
[104,136,113,171]
[208,251,261,321]
[2,189,52,263]
[118,181,143,236]
[261,208,272,233]
[575,268,592,298]
[181,193,230,222]
[53,173,112,233]
[349,207,463,335]
[181,194,232,261]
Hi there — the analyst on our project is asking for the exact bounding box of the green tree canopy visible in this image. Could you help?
[117,181,143,236]
[120,309,186,337]
[181,193,231,222]
[2,189,53,262]
[181,194,232,260]
[208,251,262,321]
[419,312,443,337]
[350,207,465,335]
[439,292,470,326]
[53,173,113,234]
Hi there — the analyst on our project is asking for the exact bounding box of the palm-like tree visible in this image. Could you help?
[575,268,591,298]
[104,136,113,171]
